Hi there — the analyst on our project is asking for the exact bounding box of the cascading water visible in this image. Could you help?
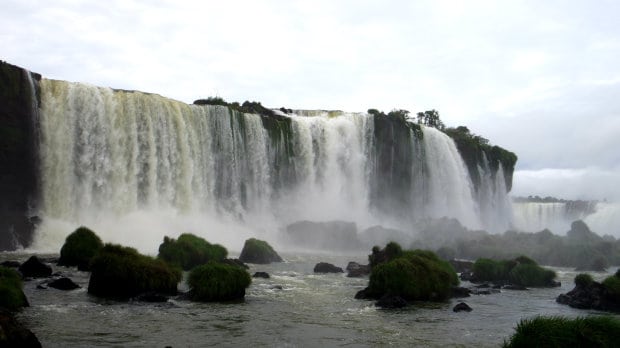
[32,78,514,253]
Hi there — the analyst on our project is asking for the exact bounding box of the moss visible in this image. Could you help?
[0,266,28,310]
[473,256,556,287]
[238,238,282,264]
[575,273,594,287]
[89,244,181,299]
[503,315,620,348]
[58,226,103,271]
[157,233,227,271]
[365,247,458,301]
[188,262,251,302]
[603,276,620,301]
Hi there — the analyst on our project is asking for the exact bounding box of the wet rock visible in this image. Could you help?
[557,280,620,311]
[134,292,169,303]
[48,277,80,290]
[449,259,474,274]
[222,258,249,269]
[313,262,343,274]
[354,288,371,300]
[0,309,41,347]
[503,284,528,291]
[18,256,52,278]
[270,285,283,290]
[453,302,473,312]
[253,272,270,279]
[376,294,408,309]
[451,286,471,298]
[346,262,370,277]
[1,260,21,268]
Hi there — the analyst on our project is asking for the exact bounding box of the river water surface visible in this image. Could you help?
[5,252,619,347]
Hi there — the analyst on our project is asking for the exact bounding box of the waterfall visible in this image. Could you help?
[32,79,513,253]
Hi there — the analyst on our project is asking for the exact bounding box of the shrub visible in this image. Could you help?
[58,226,103,271]
[238,238,282,264]
[0,267,28,310]
[503,315,620,348]
[188,262,251,302]
[603,276,620,301]
[89,244,181,299]
[473,256,556,287]
[366,249,458,301]
[158,233,227,270]
[369,241,403,268]
[508,264,556,287]
[575,273,594,287]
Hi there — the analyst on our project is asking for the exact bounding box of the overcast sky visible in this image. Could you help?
[2,0,619,201]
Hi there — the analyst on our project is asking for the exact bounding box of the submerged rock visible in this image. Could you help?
[48,277,80,290]
[253,272,270,279]
[313,262,343,274]
[0,309,41,347]
[453,302,473,312]
[376,294,408,309]
[19,256,52,278]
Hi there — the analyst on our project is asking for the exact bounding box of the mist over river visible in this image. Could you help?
[5,252,619,347]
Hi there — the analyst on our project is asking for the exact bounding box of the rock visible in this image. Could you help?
[270,285,283,290]
[451,286,471,298]
[253,272,270,279]
[450,259,474,274]
[48,277,80,290]
[345,262,370,277]
[239,238,282,264]
[18,256,52,278]
[1,260,21,268]
[222,258,249,269]
[134,292,169,303]
[503,284,527,291]
[556,280,620,311]
[0,309,41,347]
[158,233,228,271]
[58,226,103,271]
[354,288,372,300]
[453,302,473,312]
[376,294,408,309]
[459,271,474,282]
[313,262,343,273]
[188,262,251,302]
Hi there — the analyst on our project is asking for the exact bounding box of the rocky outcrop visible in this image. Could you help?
[0,61,41,251]
[19,256,52,278]
[313,262,343,274]
[253,272,270,279]
[345,262,370,277]
[556,280,620,312]
[453,302,473,312]
[47,277,80,290]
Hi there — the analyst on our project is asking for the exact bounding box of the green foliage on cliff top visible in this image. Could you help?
[473,256,556,287]
[89,244,181,299]
[503,315,620,348]
[365,243,458,301]
[158,233,227,271]
[238,238,282,264]
[188,262,251,302]
[0,266,28,310]
[58,226,103,271]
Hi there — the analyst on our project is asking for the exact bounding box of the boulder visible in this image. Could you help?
[253,272,270,279]
[48,277,80,290]
[451,286,471,298]
[19,256,52,278]
[345,262,370,277]
[0,309,41,347]
[556,275,620,312]
[313,262,343,274]
[58,226,103,271]
[376,294,408,309]
[158,233,227,271]
[449,259,474,274]
[239,238,282,264]
[453,302,473,312]
[222,258,249,269]
[188,262,251,302]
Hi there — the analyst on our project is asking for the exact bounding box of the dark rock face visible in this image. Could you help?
[453,302,473,312]
[376,294,408,309]
[134,292,169,303]
[313,262,343,273]
[557,281,620,312]
[47,277,80,290]
[346,262,370,277]
[253,272,270,279]
[0,61,41,251]
[0,309,41,348]
[19,256,52,278]
[450,259,474,274]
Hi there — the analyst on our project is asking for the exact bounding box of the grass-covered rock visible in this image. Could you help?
[89,244,181,299]
[357,243,458,302]
[0,266,28,310]
[472,256,557,287]
[557,272,620,312]
[239,238,282,264]
[188,262,251,302]
[503,315,620,347]
[58,226,103,271]
[157,233,227,270]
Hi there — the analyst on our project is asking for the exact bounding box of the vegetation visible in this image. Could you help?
[89,244,181,299]
[157,233,227,271]
[58,226,103,271]
[602,275,620,301]
[362,243,458,301]
[574,273,594,288]
[472,256,556,287]
[503,315,620,348]
[188,262,251,302]
[238,238,283,264]
[0,266,28,310]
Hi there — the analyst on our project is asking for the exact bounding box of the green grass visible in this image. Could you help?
[503,315,620,347]
[575,273,594,287]
[188,262,251,302]
[0,266,28,310]
[58,226,103,271]
[158,233,227,271]
[88,244,181,299]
